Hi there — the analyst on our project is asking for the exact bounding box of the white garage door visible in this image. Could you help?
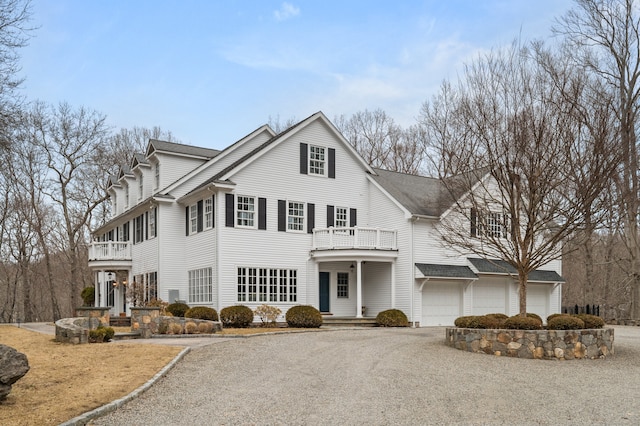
[421,282,461,326]
[472,281,507,315]
[527,284,549,321]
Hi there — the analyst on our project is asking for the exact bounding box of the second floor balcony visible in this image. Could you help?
[88,241,132,262]
[312,227,397,251]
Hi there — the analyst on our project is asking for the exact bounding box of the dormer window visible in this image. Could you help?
[138,174,144,200]
[125,185,130,209]
[309,145,325,176]
[154,162,160,190]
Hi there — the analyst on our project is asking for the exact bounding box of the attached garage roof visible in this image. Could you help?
[415,263,478,280]
[468,258,565,282]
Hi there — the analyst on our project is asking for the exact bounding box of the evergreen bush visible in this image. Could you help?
[185,306,218,321]
[375,309,409,327]
[547,315,585,330]
[503,315,543,330]
[166,302,190,317]
[285,305,323,328]
[220,305,254,328]
[573,314,605,329]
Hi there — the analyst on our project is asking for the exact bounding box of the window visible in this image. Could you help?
[472,208,507,238]
[205,197,213,229]
[337,272,349,298]
[189,204,198,235]
[238,267,297,303]
[189,267,212,303]
[145,272,157,302]
[148,207,156,239]
[236,196,255,228]
[287,201,305,232]
[134,214,144,244]
[113,197,118,216]
[125,185,130,209]
[335,207,348,228]
[309,145,326,176]
[154,162,160,190]
[138,174,144,200]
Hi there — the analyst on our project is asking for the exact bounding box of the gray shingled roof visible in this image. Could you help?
[148,139,221,159]
[370,168,487,217]
[468,258,565,282]
[415,263,478,279]
[187,112,320,195]
[132,153,149,166]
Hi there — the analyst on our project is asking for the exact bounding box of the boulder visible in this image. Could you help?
[0,344,30,401]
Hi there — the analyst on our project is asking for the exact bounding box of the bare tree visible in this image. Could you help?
[267,114,298,134]
[421,41,617,316]
[554,0,640,318]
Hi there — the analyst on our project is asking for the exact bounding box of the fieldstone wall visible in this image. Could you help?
[55,317,102,344]
[445,328,614,360]
[75,307,110,327]
[130,307,222,338]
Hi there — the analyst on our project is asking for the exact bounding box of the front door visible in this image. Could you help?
[319,272,330,313]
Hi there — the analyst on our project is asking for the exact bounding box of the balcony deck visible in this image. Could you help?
[89,241,131,266]
[312,227,397,251]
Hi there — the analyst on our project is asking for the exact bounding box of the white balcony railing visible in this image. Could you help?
[88,241,132,261]
[312,227,397,251]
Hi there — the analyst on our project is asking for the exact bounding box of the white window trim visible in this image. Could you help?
[188,267,213,303]
[337,271,349,298]
[308,145,327,177]
[138,173,144,201]
[154,162,160,191]
[335,206,348,228]
[237,266,297,303]
[148,207,156,239]
[287,200,305,233]
[189,204,198,235]
[236,195,256,229]
[204,197,213,230]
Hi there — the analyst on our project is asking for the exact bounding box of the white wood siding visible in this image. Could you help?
[361,261,392,316]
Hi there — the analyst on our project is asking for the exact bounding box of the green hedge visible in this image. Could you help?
[166,302,190,317]
[220,305,254,328]
[285,305,323,328]
[376,309,408,327]
[185,306,218,321]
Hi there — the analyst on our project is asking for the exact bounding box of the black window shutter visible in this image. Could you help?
[350,208,357,227]
[211,196,215,228]
[225,193,235,227]
[278,200,286,231]
[145,211,149,240]
[154,208,158,236]
[197,200,204,232]
[258,197,267,230]
[185,206,189,236]
[307,203,315,234]
[327,205,334,227]
[124,221,129,241]
[300,143,308,175]
[328,148,335,178]
[470,208,477,237]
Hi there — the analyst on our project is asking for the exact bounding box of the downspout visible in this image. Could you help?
[410,217,416,328]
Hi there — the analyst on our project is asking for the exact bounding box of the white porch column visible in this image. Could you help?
[356,260,363,318]
[391,261,396,309]
[95,270,101,307]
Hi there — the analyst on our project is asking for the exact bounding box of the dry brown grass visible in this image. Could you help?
[0,325,182,426]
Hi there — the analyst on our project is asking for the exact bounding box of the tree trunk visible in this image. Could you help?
[518,270,528,316]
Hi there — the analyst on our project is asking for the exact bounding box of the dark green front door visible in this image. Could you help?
[319,272,330,313]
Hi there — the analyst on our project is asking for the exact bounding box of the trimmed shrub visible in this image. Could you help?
[485,313,508,327]
[88,325,115,343]
[285,305,323,328]
[526,313,543,323]
[254,304,282,327]
[81,286,95,307]
[166,302,190,318]
[547,313,567,323]
[503,315,543,330]
[170,323,183,334]
[157,321,169,334]
[185,306,218,321]
[184,321,197,334]
[376,309,409,327]
[220,305,254,328]
[198,322,214,333]
[454,315,501,329]
[574,314,605,329]
[547,315,585,330]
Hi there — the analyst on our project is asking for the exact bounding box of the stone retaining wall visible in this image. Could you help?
[446,327,614,360]
[75,307,110,327]
[55,317,102,344]
[130,307,222,338]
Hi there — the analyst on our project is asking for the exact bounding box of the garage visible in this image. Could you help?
[472,280,507,315]
[421,281,461,326]
[526,284,549,321]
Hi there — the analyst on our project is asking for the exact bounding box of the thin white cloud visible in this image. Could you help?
[274,2,300,22]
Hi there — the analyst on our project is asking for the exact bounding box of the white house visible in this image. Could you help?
[88,112,563,326]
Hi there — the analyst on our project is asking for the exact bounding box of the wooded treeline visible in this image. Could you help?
[2,0,640,321]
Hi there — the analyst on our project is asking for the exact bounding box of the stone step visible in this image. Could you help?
[322,317,377,327]
[110,316,131,327]
[112,331,141,340]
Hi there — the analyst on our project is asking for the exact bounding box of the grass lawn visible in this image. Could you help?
[0,325,183,426]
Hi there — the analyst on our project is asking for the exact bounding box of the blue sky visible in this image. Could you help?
[21,0,573,149]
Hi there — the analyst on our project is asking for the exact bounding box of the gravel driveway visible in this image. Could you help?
[92,326,640,425]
